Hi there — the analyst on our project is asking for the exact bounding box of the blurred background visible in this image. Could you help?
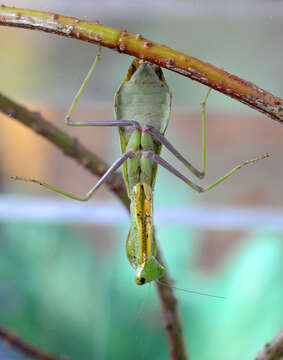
[0,0,283,359]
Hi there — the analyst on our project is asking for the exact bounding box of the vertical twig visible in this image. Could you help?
[156,243,188,360]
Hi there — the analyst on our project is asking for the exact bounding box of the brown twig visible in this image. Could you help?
[255,329,283,360]
[0,326,69,360]
[0,93,188,360]
[0,6,283,123]
[156,245,188,360]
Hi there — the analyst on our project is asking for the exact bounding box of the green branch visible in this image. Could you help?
[0,6,283,123]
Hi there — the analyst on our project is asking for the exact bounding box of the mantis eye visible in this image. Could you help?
[135,277,146,285]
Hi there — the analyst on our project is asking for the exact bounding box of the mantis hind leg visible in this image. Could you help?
[65,45,102,126]
[11,151,135,201]
[201,88,211,177]
[142,151,269,193]
[64,46,139,129]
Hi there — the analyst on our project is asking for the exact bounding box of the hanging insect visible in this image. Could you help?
[12,46,268,285]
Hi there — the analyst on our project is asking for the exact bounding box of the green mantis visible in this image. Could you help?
[12,46,268,285]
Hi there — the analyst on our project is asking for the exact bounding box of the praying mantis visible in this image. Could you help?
[12,46,268,285]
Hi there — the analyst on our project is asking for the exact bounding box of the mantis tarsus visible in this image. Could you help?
[12,46,268,285]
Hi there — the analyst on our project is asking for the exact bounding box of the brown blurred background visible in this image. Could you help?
[0,1,283,360]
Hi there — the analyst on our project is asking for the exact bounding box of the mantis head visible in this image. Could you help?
[134,258,165,285]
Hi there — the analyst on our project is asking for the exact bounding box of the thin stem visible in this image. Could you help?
[155,241,188,360]
[0,326,69,360]
[0,6,283,123]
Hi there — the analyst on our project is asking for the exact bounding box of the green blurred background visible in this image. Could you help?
[0,0,283,359]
